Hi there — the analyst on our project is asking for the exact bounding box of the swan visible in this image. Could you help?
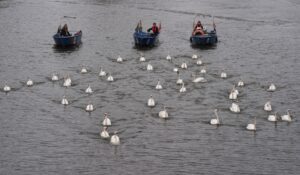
[102,113,111,126]
[268,83,276,92]
[117,55,123,62]
[3,84,11,92]
[80,66,88,74]
[176,73,183,85]
[210,109,221,125]
[192,74,206,83]
[200,67,206,74]
[246,117,256,131]
[51,73,59,81]
[229,90,238,100]
[196,59,202,65]
[281,109,292,122]
[61,95,69,105]
[173,67,179,73]
[268,112,278,122]
[230,102,240,113]
[159,106,168,119]
[63,75,72,87]
[192,54,198,59]
[155,80,162,90]
[110,131,120,145]
[147,63,153,71]
[99,67,106,77]
[86,102,94,112]
[100,126,110,139]
[231,85,239,95]
[264,101,272,111]
[181,62,187,69]
[166,55,172,61]
[85,84,93,94]
[221,71,227,78]
[179,83,186,93]
[26,79,34,86]
[148,95,155,107]
[107,74,114,82]
[237,80,244,87]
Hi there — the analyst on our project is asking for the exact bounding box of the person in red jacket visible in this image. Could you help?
[147,22,159,35]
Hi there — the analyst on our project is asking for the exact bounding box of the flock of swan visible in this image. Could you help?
[2,53,294,146]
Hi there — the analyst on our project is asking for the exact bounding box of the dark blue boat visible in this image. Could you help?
[53,31,82,47]
[133,31,159,47]
[190,30,218,46]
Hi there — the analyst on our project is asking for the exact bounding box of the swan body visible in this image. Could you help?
[230,103,240,113]
[140,56,146,62]
[99,68,106,77]
[148,96,155,107]
[268,112,278,122]
[237,80,244,87]
[107,74,114,82]
[81,66,88,74]
[192,54,198,59]
[85,85,93,94]
[26,79,34,86]
[192,74,206,83]
[200,68,206,74]
[51,73,59,81]
[264,101,272,112]
[147,63,153,71]
[117,55,123,62]
[86,103,94,112]
[63,76,72,87]
[3,85,11,92]
[268,83,276,91]
[210,109,220,125]
[179,83,186,93]
[159,107,168,119]
[281,110,292,122]
[246,118,256,131]
[102,113,111,126]
[100,127,110,139]
[173,67,179,72]
[229,91,238,100]
[181,62,187,69]
[110,132,120,145]
[166,55,171,61]
[156,80,162,90]
[61,95,68,105]
[221,72,227,78]
[196,59,202,65]
[176,74,183,85]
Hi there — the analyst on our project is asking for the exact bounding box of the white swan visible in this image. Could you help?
[3,84,11,92]
[229,90,238,100]
[156,80,162,90]
[26,79,34,86]
[147,63,153,71]
[246,117,256,131]
[63,75,72,87]
[192,54,198,59]
[221,72,227,78]
[230,102,240,113]
[139,56,146,62]
[196,59,202,65]
[210,109,221,125]
[61,95,69,105]
[86,102,94,112]
[281,109,292,122]
[107,74,114,82]
[173,67,179,73]
[159,106,168,119]
[268,112,278,122]
[237,80,244,87]
[51,73,59,81]
[117,55,123,62]
[200,67,206,74]
[80,66,88,74]
[181,62,187,69]
[102,113,111,126]
[110,131,120,145]
[85,84,93,94]
[264,101,272,112]
[148,95,155,107]
[100,126,110,139]
[99,67,106,77]
[232,85,239,95]
[179,83,186,93]
[268,83,276,92]
[192,74,206,83]
[166,55,171,61]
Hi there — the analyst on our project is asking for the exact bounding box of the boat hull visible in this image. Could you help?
[53,31,82,47]
[133,31,158,47]
[190,31,218,46]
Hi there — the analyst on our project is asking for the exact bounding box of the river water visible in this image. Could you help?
[0,0,299,174]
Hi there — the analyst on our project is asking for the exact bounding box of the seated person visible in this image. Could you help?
[60,24,71,36]
[193,21,204,35]
[147,22,159,35]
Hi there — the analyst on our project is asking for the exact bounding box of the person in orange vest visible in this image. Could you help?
[147,22,159,35]
[193,21,204,35]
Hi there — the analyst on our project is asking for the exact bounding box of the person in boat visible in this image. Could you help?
[60,24,71,36]
[193,21,204,36]
[147,22,159,35]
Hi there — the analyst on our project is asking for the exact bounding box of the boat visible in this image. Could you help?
[133,20,161,47]
[53,30,82,47]
[190,17,218,46]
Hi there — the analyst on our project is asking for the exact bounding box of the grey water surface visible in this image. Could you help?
[0,0,299,174]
